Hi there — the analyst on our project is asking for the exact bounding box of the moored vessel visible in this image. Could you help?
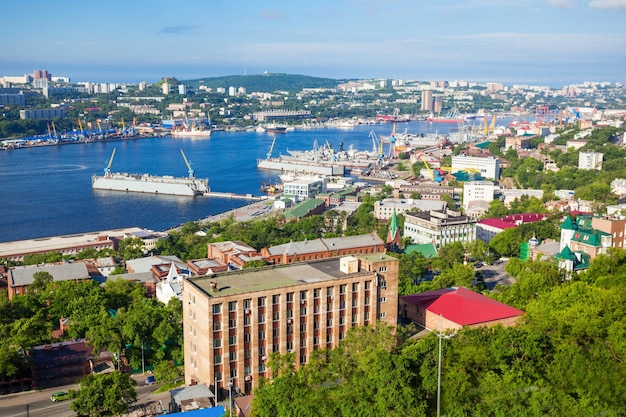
[92,149,209,197]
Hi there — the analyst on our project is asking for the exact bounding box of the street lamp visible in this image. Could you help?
[227,379,233,417]
[437,314,456,417]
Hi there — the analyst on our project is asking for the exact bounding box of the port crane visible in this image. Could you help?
[104,148,116,177]
[180,149,195,179]
[266,136,277,159]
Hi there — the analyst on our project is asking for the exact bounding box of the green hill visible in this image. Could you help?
[183,73,345,93]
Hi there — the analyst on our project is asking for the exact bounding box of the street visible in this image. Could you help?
[477,259,515,290]
[0,375,170,417]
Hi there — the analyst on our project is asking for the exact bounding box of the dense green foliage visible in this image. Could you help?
[184,73,343,93]
[71,371,136,416]
[0,279,183,379]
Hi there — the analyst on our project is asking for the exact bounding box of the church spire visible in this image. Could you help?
[386,209,402,252]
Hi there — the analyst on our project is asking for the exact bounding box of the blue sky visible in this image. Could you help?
[2,0,626,86]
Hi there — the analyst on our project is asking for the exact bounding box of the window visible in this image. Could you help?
[189,325,196,337]
[314,305,320,314]
[352,282,359,292]
[258,314,265,323]
[272,294,280,305]
[273,344,279,353]
[364,281,371,290]
[229,319,237,328]
[287,292,294,302]
[244,365,251,375]
[313,336,319,346]
[352,314,358,323]
[213,338,222,348]
[258,297,266,307]
[379,297,386,303]
[378,312,387,319]
[379,278,387,289]
[300,355,307,365]
[259,346,265,357]
[229,335,237,345]
[326,334,332,343]
[340,301,346,310]
[352,299,358,307]
[340,285,346,294]
[314,321,320,330]
[326,287,333,297]
[213,322,221,331]
[287,341,293,351]
[212,304,221,314]
[228,301,237,312]
[287,309,294,318]
[300,323,307,332]
[244,316,251,326]
[326,318,333,327]
[258,363,266,373]
[229,351,237,361]
[272,328,279,337]
[314,288,320,299]
[379,266,387,272]
[300,290,307,301]
[243,299,251,309]
[215,371,222,381]
[273,311,280,321]
[300,307,307,316]
[230,368,237,378]
[339,316,345,325]
[214,354,222,364]
[326,303,332,312]
[190,342,196,352]
[244,333,251,343]
[258,330,266,340]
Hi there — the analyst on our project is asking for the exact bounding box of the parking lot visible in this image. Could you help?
[476,260,515,290]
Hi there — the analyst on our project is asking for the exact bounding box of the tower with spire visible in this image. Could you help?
[386,209,402,252]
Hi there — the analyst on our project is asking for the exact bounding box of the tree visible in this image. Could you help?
[29,271,53,295]
[117,237,144,261]
[71,371,136,417]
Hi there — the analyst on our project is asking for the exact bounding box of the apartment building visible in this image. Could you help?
[451,155,500,180]
[183,254,399,395]
[374,198,447,220]
[403,209,477,248]
[462,181,495,209]
[578,151,603,170]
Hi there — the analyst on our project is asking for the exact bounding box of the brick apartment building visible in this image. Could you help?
[183,254,399,395]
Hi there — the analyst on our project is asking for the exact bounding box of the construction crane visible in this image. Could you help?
[415,152,443,182]
[104,148,116,177]
[180,148,195,179]
[77,118,84,134]
[266,136,277,159]
[51,121,57,138]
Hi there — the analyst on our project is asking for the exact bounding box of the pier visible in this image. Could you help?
[205,191,268,201]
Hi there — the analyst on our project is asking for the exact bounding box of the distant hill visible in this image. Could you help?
[183,73,345,93]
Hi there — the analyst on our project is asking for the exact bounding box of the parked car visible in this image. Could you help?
[51,391,70,402]
[146,375,156,385]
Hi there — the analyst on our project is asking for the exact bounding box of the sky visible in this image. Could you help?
[2,0,626,86]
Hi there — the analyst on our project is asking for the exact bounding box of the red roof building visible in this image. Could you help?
[476,213,547,243]
[400,287,524,331]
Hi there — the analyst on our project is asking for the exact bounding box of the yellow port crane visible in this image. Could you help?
[180,148,195,179]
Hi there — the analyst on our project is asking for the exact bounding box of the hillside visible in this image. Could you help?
[183,73,345,93]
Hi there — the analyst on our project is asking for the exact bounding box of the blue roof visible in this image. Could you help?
[167,406,225,417]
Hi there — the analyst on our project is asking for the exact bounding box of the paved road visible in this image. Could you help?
[477,259,515,290]
[0,375,170,417]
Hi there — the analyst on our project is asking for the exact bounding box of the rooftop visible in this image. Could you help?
[10,263,90,287]
[266,232,383,256]
[188,254,395,298]
[401,287,524,326]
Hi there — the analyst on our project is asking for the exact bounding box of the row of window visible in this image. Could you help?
[210,281,374,314]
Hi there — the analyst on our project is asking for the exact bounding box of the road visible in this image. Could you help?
[477,259,515,290]
[0,375,170,417]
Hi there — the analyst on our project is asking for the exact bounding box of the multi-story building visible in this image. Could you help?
[395,183,454,200]
[260,233,385,265]
[578,151,603,170]
[374,198,447,220]
[282,177,327,202]
[451,155,500,180]
[462,181,495,209]
[183,254,399,395]
[421,90,433,111]
[403,209,476,248]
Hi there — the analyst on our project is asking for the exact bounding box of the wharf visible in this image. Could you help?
[205,191,267,201]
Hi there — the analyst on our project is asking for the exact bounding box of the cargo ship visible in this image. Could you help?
[92,149,209,197]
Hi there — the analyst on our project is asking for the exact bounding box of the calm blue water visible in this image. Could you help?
[0,121,466,242]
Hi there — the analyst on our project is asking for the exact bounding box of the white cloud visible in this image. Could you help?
[589,0,626,8]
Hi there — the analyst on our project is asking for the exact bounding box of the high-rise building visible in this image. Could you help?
[183,254,399,395]
[578,151,603,170]
[421,90,433,111]
[33,70,51,80]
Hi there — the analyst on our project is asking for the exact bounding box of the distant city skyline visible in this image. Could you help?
[3,0,626,86]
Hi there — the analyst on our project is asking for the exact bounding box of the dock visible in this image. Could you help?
[205,191,268,201]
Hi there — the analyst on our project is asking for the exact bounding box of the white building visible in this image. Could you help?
[611,179,626,197]
[282,177,327,202]
[374,198,447,220]
[403,209,477,248]
[156,263,184,304]
[500,189,544,207]
[578,151,603,170]
[463,181,495,209]
[451,155,500,180]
